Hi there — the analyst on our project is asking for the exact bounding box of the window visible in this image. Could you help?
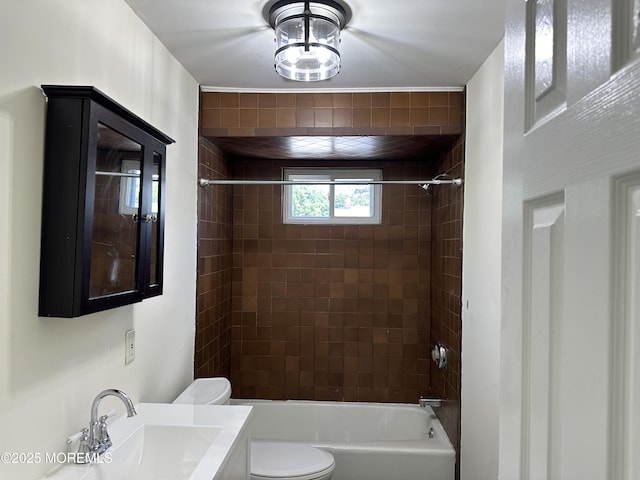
[283,168,382,224]
[118,159,159,215]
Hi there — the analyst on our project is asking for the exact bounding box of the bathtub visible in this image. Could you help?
[231,399,455,480]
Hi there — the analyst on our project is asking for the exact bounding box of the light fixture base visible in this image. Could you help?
[263,0,352,28]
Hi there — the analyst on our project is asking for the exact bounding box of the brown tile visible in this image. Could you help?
[372,92,390,107]
[258,109,277,128]
[371,108,390,127]
[313,93,333,107]
[441,125,463,135]
[277,93,296,108]
[353,92,372,107]
[239,109,258,128]
[200,127,229,137]
[200,108,221,129]
[414,125,442,135]
[353,108,371,127]
[220,108,239,127]
[410,92,430,107]
[450,92,464,106]
[390,92,410,107]
[220,93,239,108]
[239,93,258,108]
[296,108,314,127]
[430,92,449,107]
[410,107,429,126]
[258,93,277,108]
[309,126,334,135]
[429,107,449,125]
[227,127,255,136]
[314,108,332,127]
[390,108,410,126]
[448,107,462,126]
[277,109,296,128]
[332,108,352,127]
[300,371,314,387]
[332,93,353,108]
[296,93,314,108]
[201,92,221,109]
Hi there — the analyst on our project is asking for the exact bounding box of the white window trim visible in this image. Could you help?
[118,159,142,215]
[118,160,160,215]
[283,168,382,224]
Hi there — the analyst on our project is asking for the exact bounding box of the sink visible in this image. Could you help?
[42,403,252,480]
[99,424,221,479]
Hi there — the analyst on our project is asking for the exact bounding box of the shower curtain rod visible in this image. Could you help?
[198,178,463,188]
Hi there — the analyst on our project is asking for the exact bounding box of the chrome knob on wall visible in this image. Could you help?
[431,341,448,369]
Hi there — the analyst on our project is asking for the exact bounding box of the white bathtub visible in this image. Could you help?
[231,399,455,480]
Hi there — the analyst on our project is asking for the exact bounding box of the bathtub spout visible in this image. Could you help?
[419,397,442,408]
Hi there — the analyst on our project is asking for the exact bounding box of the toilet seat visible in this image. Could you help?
[251,441,335,480]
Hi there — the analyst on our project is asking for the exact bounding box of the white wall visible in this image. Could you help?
[0,1,199,478]
[460,41,504,480]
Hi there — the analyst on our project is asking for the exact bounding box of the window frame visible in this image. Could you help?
[118,159,160,215]
[283,168,383,224]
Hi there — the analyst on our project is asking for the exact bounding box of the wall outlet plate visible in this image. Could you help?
[125,329,135,364]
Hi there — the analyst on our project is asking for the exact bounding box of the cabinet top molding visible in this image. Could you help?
[41,85,175,146]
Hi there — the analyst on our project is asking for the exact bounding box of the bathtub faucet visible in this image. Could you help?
[419,397,442,408]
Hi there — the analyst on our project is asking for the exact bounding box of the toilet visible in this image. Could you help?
[173,378,335,480]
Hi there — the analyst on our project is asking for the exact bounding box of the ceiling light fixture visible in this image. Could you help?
[267,0,349,81]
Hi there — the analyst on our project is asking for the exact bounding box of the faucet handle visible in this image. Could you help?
[97,415,112,451]
[66,427,90,448]
[100,408,117,420]
[66,428,91,463]
[77,428,91,455]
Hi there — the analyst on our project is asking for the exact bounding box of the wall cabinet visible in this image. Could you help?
[38,85,174,317]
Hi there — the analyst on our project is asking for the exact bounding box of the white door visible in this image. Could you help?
[501,0,640,479]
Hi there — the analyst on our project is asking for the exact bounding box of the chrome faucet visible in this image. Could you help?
[88,389,137,455]
[419,396,442,408]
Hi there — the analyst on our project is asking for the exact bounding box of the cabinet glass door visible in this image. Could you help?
[147,151,163,291]
[89,122,142,299]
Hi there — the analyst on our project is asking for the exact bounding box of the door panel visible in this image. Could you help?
[525,0,567,129]
[502,0,640,478]
[612,174,640,480]
[557,178,612,480]
[522,196,564,480]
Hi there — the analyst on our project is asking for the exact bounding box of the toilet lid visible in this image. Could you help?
[251,441,335,479]
[173,378,231,405]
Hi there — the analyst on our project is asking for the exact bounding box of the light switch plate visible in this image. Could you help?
[125,329,135,364]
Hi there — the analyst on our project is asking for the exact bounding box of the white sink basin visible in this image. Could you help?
[100,424,221,479]
[42,403,252,480]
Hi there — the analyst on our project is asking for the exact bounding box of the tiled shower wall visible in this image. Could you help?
[430,140,465,472]
[199,91,463,136]
[229,158,433,402]
[195,89,465,466]
[196,137,233,378]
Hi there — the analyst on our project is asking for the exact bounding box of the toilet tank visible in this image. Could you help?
[173,377,232,405]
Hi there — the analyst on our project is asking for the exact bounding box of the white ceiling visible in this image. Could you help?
[125,0,505,91]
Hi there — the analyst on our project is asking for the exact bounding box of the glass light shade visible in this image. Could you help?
[270,2,346,81]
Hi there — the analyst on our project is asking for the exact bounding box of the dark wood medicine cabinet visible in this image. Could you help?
[38,85,175,318]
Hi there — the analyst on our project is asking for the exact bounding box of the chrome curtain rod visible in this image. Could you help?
[198,178,463,188]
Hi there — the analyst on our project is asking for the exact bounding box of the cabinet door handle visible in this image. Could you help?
[143,214,157,223]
